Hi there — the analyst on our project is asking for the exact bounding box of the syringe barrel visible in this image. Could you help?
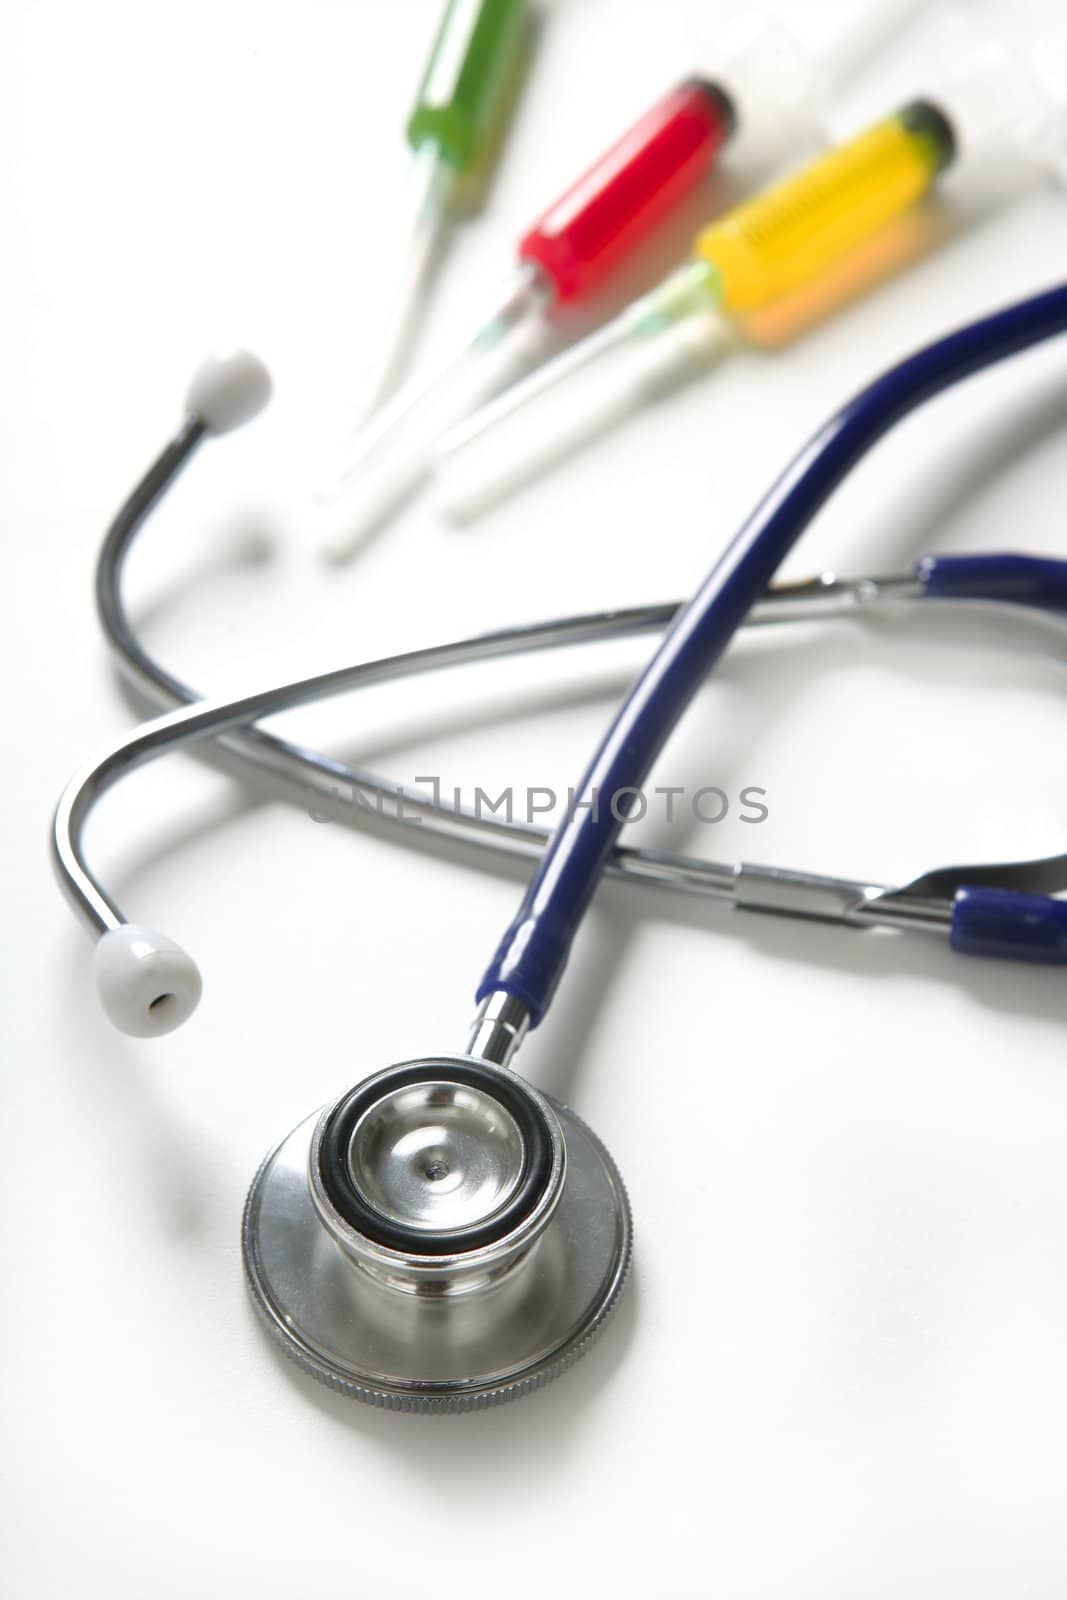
[695,99,956,314]
[518,78,736,304]
[406,0,528,171]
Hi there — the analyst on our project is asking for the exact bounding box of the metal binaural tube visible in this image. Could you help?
[92,420,938,937]
[67,564,1005,956]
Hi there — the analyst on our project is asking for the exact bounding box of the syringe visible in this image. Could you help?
[362,0,531,414]
[320,0,924,560]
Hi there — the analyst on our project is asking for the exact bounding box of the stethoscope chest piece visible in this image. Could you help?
[242,1057,631,1411]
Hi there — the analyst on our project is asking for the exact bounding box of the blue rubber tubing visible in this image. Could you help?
[477,281,1067,1024]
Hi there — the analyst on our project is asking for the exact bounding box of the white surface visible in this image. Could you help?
[4,2,1067,1596]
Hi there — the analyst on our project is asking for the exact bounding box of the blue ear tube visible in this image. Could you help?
[917,552,1067,610]
[477,283,1067,1024]
[951,887,1067,964]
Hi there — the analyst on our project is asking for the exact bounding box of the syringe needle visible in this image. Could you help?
[356,0,531,412]
[358,146,456,418]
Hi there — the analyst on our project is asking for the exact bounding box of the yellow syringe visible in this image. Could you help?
[686,100,952,314]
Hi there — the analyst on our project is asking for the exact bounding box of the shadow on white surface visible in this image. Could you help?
[245,1262,640,1462]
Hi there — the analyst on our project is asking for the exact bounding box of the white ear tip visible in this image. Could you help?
[185,348,272,434]
[92,925,203,1037]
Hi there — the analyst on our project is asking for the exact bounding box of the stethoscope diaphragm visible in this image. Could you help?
[241,1057,632,1411]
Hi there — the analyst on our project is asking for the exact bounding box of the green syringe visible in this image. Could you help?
[365,0,530,411]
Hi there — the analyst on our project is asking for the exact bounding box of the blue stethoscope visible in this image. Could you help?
[52,283,1067,1410]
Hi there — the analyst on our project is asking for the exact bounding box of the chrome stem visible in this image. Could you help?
[465,992,531,1066]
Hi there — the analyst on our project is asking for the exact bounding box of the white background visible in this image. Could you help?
[4,1,1067,1595]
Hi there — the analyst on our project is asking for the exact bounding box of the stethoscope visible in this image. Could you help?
[52,283,1067,1410]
